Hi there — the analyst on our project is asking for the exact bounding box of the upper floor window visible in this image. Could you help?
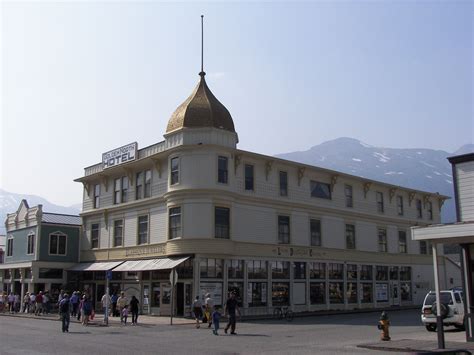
[427,201,433,220]
[136,170,152,200]
[345,224,356,249]
[420,240,432,255]
[247,260,267,279]
[378,228,387,252]
[376,192,384,213]
[137,215,149,245]
[93,184,100,209]
[279,171,288,196]
[170,157,179,185]
[228,260,244,279]
[91,223,100,249]
[310,181,331,199]
[215,207,230,239]
[310,219,321,246]
[49,232,67,255]
[27,233,35,255]
[416,199,423,218]
[278,215,290,244]
[293,262,306,279]
[7,236,13,257]
[345,185,353,208]
[113,220,123,247]
[398,231,407,253]
[245,164,254,191]
[169,207,182,239]
[397,195,404,216]
[218,156,228,184]
[200,258,224,278]
[114,177,129,204]
[271,261,290,279]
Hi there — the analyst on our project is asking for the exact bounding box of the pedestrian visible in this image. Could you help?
[43,291,50,314]
[111,292,118,317]
[70,291,79,317]
[0,292,5,313]
[23,292,30,313]
[81,295,92,326]
[117,291,128,317]
[7,292,14,313]
[14,293,20,313]
[129,296,139,325]
[121,306,129,325]
[29,293,36,313]
[224,292,240,335]
[212,305,221,335]
[192,296,203,328]
[35,291,43,315]
[101,292,111,323]
[59,293,71,333]
[204,293,214,328]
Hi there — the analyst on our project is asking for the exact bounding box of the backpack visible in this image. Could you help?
[60,300,69,313]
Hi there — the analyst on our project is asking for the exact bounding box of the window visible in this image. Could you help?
[310,219,321,246]
[427,201,433,220]
[401,282,412,301]
[376,266,388,281]
[176,259,193,279]
[293,262,306,280]
[215,207,230,239]
[244,164,254,191]
[121,176,129,203]
[361,283,373,303]
[378,228,387,252]
[228,282,244,307]
[347,264,357,280]
[169,207,181,239]
[112,220,123,247]
[279,171,288,196]
[310,282,326,304]
[38,268,63,279]
[27,233,35,255]
[218,156,228,184]
[416,199,423,218]
[360,265,373,280]
[345,185,353,207]
[272,282,289,306]
[309,262,326,279]
[248,282,267,307]
[420,241,432,255]
[278,216,290,244]
[200,258,223,278]
[398,231,407,253]
[136,172,143,199]
[389,267,399,280]
[170,157,179,185]
[271,261,290,279]
[114,178,121,204]
[113,177,128,204]
[347,282,357,303]
[397,195,404,216]
[328,263,343,279]
[144,170,152,198]
[247,260,267,279]
[228,260,244,279]
[49,232,67,255]
[93,184,100,208]
[137,170,152,199]
[329,282,344,304]
[91,224,100,249]
[345,224,356,249]
[7,236,13,257]
[400,266,411,281]
[310,181,331,199]
[137,215,149,245]
[376,192,384,213]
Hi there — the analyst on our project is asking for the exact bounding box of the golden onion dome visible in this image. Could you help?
[166,72,236,134]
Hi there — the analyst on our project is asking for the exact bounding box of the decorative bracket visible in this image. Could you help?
[99,174,109,192]
[265,160,274,181]
[363,182,371,198]
[152,158,162,178]
[330,175,339,192]
[389,188,397,203]
[438,196,447,211]
[408,192,416,206]
[297,167,305,186]
[82,182,90,197]
[234,155,242,174]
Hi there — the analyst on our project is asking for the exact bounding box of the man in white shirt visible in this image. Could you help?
[101,293,111,322]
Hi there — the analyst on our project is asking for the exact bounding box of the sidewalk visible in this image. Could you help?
[358,339,474,353]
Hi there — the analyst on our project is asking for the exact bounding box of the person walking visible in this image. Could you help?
[7,292,14,314]
[211,305,221,335]
[192,296,203,328]
[59,293,71,333]
[29,293,36,313]
[121,306,129,325]
[117,291,128,318]
[43,291,50,314]
[23,293,30,313]
[111,292,118,317]
[14,293,20,313]
[101,292,111,323]
[129,296,139,325]
[81,295,92,326]
[35,291,43,315]
[204,293,214,328]
[224,292,240,335]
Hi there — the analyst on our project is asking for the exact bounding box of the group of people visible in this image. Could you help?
[192,292,240,336]
[0,290,54,315]
[101,291,140,325]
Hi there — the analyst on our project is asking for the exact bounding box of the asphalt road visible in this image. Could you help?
[0,309,466,355]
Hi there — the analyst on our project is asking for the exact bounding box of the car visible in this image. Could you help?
[421,290,465,332]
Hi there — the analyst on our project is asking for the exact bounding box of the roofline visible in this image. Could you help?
[43,212,81,218]
[448,153,474,165]
[42,222,82,227]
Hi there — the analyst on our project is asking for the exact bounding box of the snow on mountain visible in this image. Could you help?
[276,137,474,223]
[0,189,81,234]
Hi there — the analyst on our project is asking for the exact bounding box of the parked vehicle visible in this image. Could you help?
[421,290,465,332]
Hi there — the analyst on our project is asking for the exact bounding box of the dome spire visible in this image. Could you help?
[200,15,205,77]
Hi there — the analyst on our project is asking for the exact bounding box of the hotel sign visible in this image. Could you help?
[102,142,138,169]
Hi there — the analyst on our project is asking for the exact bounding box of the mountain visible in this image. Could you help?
[276,138,473,223]
[0,189,81,234]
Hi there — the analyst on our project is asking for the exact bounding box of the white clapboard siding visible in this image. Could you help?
[456,161,474,221]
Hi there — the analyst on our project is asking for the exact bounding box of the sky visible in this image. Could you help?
[1,1,472,206]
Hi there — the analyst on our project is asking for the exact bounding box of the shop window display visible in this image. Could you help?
[272,282,290,306]
[310,282,326,305]
[329,282,344,304]
[346,282,357,303]
[248,282,267,307]
[271,261,290,279]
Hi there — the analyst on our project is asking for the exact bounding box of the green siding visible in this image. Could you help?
[4,226,37,263]
[38,224,80,262]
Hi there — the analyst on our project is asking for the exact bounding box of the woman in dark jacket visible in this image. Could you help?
[129,296,139,325]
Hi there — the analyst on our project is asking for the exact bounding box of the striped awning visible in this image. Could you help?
[68,261,124,271]
[112,256,189,272]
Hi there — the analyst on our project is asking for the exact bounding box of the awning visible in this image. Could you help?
[0,262,32,270]
[113,256,189,272]
[68,261,124,272]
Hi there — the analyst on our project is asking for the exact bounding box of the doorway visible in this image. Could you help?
[390,281,400,306]
[177,282,184,316]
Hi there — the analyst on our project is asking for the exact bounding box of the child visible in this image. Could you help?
[211,305,221,335]
[121,306,129,325]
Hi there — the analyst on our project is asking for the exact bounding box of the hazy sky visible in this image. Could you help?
[1,1,472,206]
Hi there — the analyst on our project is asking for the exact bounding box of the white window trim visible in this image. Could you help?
[217,154,230,185]
[168,206,182,240]
[137,214,150,245]
[26,232,35,255]
[90,223,100,249]
[6,235,13,257]
[113,219,124,248]
[48,231,68,256]
[169,156,181,186]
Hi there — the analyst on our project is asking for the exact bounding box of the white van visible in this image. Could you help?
[421,290,465,332]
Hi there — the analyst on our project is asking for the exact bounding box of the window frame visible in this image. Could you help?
[378,228,388,252]
[168,206,182,239]
[397,195,404,216]
[114,178,121,204]
[91,223,100,249]
[113,219,124,247]
[345,224,356,249]
[310,180,332,200]
[6,235,13,257]
[345,184,353,208]
[217,156,228,184]
[376,191,384,213]
[170,157,180,186]
[310,218,321,247]
[279,171,288,197]
[427,201,433,220]
[215,206,230,239]
[27,232,35,255]
[278,215,290,244]
[416,199,423,219]
[48,231,67,256]
[398,230,407,253]
[93,184,100,209]
[244,164,254,191]
[137,215,149,245]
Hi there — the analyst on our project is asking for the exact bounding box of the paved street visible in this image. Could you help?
[0,309,469,354]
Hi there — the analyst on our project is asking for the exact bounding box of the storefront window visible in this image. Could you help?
[347,264,357,280]
[309,262,326,279]
[360,265,372,280]
[176,259,193,279]
[361,283,373,303]
[94,271,105,280]
[271,261,290,279]
[142,271,151,280]
[376,266,388,281]
[401,282,412,301]
[111,272,122,280]
[151,270,169,280]
[272,282,289,306]
[248,282,267,307]
[38,268,63,279]
[375,283,389,302]
[400,267,411,281]
[346,282,357,303]
[200,282,223,305]
[162,284,171,305]
[328,263,343,279]
[389,267,399,280]
[4,269,11,279]
[293,262,306,280]
[25,268,32,279]
[200,259,223,278]
[228,282,244,307]
[14,269,21,279]
[247,260,267,279]
[329,282,344,304]
[228,260,244,279]
[310,282,326,304]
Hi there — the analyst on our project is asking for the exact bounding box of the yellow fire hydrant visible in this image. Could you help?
[379,311,391,341]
